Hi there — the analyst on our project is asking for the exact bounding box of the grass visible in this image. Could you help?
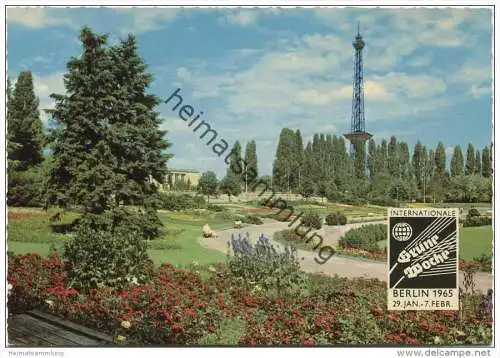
[459,225,493,261]
[7,207,234,267]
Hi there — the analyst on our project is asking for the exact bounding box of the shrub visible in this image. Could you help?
[63,210,153,292]
[467,208,481,217]
[227,233,307,298]
[7,164,49,207]
[207,204,227,212]
[300,212,322,229]
[265,213,290,222]
[338,224,387,253]
[463,215,491,227]
[241,215,263,225]
[156,193,206,211]
[80,206,163,240]
[275,229,305,246]
[325,212,347,226]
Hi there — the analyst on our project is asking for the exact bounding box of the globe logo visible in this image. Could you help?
[392,222,413,242]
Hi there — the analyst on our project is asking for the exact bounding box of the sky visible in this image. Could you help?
[6,7,493,178]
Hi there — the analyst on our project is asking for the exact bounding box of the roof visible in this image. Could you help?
[167,168,200,173]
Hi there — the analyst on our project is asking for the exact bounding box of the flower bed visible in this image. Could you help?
[335,247,386,261]
[7,251,493,346]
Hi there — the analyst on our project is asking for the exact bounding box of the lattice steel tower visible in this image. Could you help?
[344,24,372,179]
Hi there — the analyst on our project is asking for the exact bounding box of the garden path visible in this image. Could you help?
[200,219,493,293]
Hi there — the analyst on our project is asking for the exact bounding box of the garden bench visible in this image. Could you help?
[7,310,114,347]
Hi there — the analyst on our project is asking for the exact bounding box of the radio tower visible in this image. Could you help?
[344,23,372,179]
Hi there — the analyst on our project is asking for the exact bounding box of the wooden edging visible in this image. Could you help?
[27,310,115,344]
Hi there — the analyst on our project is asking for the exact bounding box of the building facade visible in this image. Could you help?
[165,169,200,190]
[149,169,201,191]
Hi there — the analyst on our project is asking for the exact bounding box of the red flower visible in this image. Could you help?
[303,338,314,346]
[185,308,198,319]
[171,324,183,333]
[419,322,429,329]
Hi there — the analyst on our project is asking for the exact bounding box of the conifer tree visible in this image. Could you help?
[7,71,45,170]
[46,27,171,216]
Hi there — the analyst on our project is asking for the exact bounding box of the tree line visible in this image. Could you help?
[270,128,492,205]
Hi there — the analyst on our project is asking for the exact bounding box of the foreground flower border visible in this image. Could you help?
[7,252,493,346]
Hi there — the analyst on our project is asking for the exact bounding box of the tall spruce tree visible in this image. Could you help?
[465,143,475,176]
[46,28,171,215]
[244,140,258,192]
[450,145,464,177]
[482,146,492,178]
[7,71,45,170]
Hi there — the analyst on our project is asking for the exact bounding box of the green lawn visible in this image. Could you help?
[459,225,493,261]
[7,208,233,267]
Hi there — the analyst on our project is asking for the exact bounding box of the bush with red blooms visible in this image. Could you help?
[7,251,493,346]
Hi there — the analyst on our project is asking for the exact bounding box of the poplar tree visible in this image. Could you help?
[475,150,482,175]
[244,140,258,192]
[272,128,296,192]
[434,142,447,175]
[226,140,243,193]
[482,146,492,178]
[450,145,464,177]
[367,138,376,178]
[465,143,475,176]
[387,136,398,177]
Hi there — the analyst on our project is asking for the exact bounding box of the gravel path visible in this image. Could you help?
[199,219,493,294]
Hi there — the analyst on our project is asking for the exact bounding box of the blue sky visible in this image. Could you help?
[7,7,493,178]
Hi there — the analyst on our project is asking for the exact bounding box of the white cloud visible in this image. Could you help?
[219,10,260,27]
[116,8,181,34]
[31,72,65,124]
[408,56,432,68]
[7,7,73,29]
[160,116,191,133]
[450,63,492,98]
[470,85,491,99]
